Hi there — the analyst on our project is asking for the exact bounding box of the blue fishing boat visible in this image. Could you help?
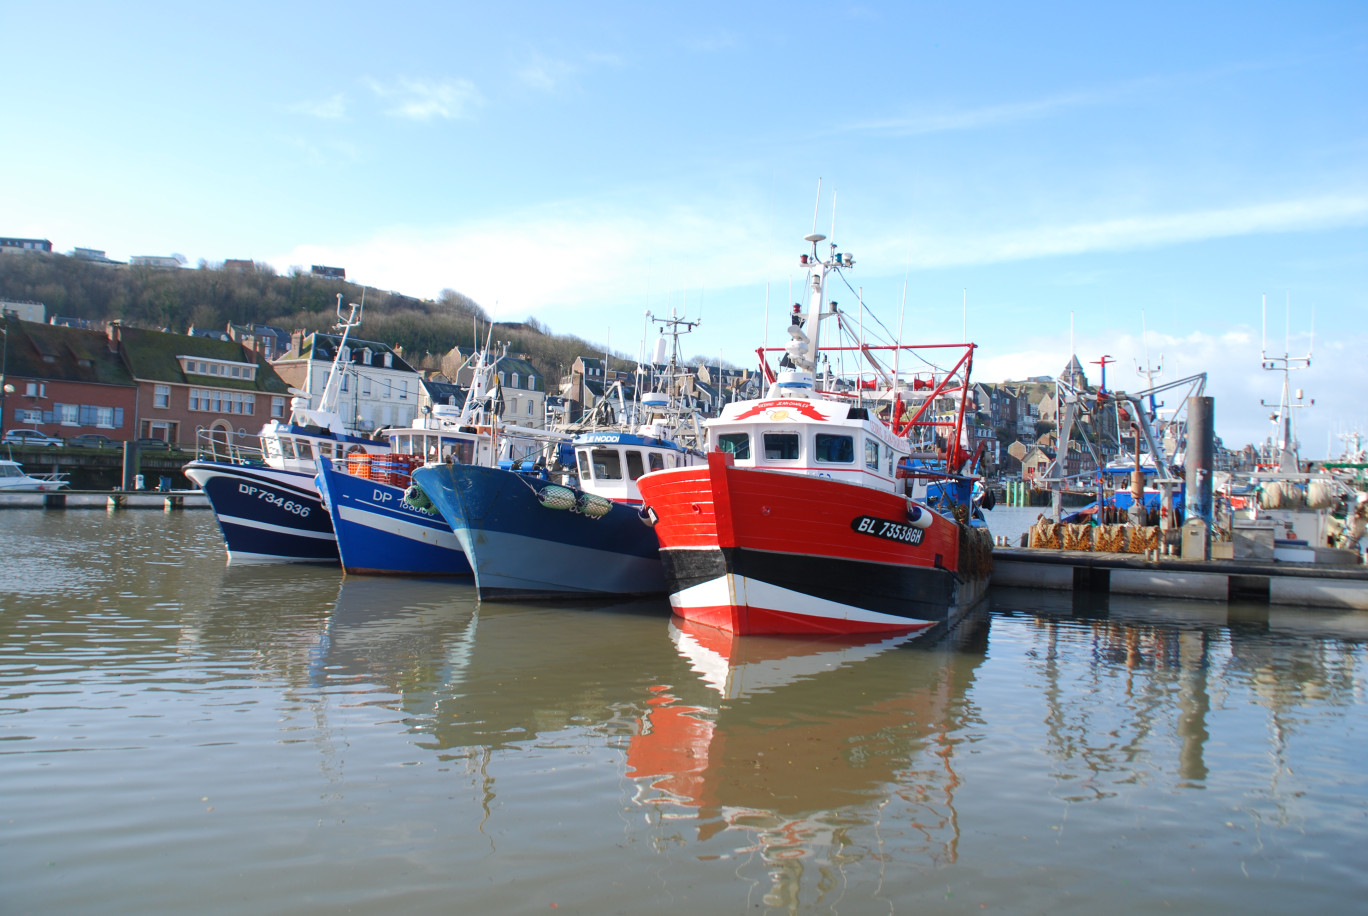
[316,342,569,576]
[185,295,388,563]
[410,313,705,599]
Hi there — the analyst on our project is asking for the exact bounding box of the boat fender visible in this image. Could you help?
[577,492,613,519]
[639,505,659,527]
[403,484,435,513]
[906,502,934,529]
[537,484,577,511]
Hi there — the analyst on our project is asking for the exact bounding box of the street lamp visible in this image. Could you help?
[0,321,9,438]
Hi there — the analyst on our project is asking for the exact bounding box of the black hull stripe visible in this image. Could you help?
[660,547,980,623]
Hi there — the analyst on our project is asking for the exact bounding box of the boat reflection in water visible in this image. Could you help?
[628,612,990,904]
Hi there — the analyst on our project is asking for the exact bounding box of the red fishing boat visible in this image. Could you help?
[635,228,993,636]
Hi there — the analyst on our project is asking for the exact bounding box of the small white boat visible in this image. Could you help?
[0,458,68,492]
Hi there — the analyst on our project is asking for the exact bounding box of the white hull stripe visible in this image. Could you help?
[337,505,461,550]
[218,514,336,541]
[670,574,936,628]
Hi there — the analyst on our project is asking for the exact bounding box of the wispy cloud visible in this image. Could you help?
[846,87,1116,136]
[868,193,1368,269]
[681,30,740,53]
[289,93,348,120]
[366,77,483,120]
[516,54,578,93]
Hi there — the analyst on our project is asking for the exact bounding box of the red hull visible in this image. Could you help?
[637,452,992,636]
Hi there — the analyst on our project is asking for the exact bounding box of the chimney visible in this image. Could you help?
[290,329,304,356]
[106,319,122,353]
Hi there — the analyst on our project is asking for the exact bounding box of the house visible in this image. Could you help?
[71,247,121,265]
[228,323,291,361]
[129,255,184,269]
[0,237,52,254]
[0,316,136,441]
[273,331,422,433]
[440,346,548,428]
[1021,444,1055,484]
[418,376,465,414]
[108,322,293,446]
[0,299,45,323]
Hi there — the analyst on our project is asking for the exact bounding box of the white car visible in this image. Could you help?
[1,429,64,448]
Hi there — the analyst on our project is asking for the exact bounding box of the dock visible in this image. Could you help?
[993,546,1368,611]
[0,490,209,511]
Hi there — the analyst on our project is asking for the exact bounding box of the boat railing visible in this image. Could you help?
[193,428,264,466]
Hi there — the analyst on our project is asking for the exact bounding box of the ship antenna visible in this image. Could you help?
[811,178,822,237]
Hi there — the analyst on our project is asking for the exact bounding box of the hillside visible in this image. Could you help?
[0,252,655,385]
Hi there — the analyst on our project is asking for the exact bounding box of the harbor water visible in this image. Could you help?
[2,507,1366,914]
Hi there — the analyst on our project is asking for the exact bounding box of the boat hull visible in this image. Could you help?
[184,460,337,564]
[315,458,470,576]
[636,452,992,636]
[410,463,665,600]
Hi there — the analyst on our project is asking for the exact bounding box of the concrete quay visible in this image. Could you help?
[993,547,1368,611]
[0,490,209,511]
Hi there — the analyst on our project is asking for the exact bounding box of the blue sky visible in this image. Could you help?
[4,2,1365,456]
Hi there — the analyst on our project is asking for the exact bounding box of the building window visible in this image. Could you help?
[154,385,170,408]
[512,372,520,389]
[59,403,79,426]
[399,380,408,400]
[527,400,533,416]
[384,379,391,399]
[24,382,45,398]
[98,407,115,428]
[272,397,286,418]
[361,376,371,396]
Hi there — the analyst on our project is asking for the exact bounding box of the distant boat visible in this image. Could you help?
[185,295,388,564]
[0,458,67,492]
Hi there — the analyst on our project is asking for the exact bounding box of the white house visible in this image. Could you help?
[272,331,423,434]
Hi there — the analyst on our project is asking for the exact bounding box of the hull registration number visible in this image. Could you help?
[851,515,924,545]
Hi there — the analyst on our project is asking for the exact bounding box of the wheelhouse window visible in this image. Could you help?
[589,448,623,480]
[717,432,750,459]
[814,434,854,463]
[865,439,880,470]
[626,450,646,480]
[648,452,664,472]
[763,433,799,460]
[279,438,296,459]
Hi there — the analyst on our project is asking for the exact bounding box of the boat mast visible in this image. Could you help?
[1259,293,1313,472]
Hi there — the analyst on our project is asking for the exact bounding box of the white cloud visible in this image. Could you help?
[366,77,483,120]
[858,193,1368,269]
[288,93,347,119]
[516,53,578,92]
[847,88,1108,137]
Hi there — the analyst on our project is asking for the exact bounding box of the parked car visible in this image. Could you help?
[2,429,64,448]
[68,433,118,449]
[135,437,170,451]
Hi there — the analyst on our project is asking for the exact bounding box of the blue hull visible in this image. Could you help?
[184,460,338,564]
[315,458,471,576]
[410,463,665,600]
